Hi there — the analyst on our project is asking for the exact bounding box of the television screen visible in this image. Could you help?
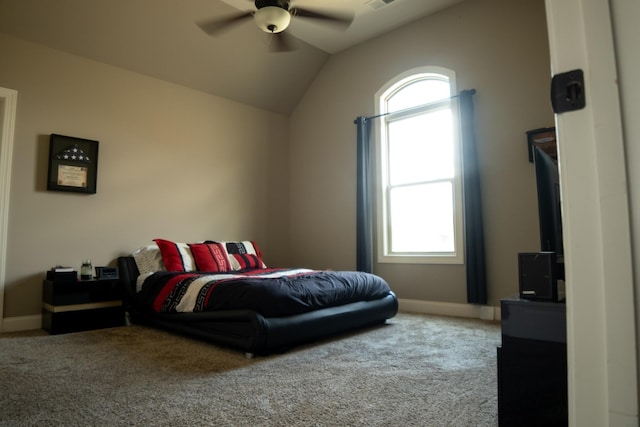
[533,146,564,278]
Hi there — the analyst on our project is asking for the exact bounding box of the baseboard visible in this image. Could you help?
[398,298,500,321]
[1,314,42,333]
[2,301,501,333]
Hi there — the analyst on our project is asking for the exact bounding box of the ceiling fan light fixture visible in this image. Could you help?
[254,6,291,33]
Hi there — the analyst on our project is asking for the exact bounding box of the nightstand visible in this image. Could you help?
[42,278,125,334]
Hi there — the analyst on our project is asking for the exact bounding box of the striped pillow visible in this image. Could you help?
[223,241,267,270]
[188,242,232,272]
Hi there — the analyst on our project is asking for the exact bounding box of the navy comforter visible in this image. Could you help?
[137,268,392,318]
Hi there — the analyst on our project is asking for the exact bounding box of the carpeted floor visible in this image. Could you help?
[0,313,500,426]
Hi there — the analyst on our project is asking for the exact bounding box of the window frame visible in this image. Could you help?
[374,66,465,265]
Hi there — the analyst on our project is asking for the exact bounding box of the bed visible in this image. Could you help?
[117,239,398,355]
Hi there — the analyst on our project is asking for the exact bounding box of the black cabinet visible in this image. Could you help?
[497,296,568,426]
[42,278,124,334]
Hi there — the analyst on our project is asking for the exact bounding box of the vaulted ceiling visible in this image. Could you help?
[0,0,462,114]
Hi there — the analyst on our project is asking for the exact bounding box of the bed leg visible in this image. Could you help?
[124,312,132,327]
[245,352,255,359]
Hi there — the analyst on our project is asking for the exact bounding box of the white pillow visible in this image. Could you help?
[136,271,155,293]
[131,243,166,276]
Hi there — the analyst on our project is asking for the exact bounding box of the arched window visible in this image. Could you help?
[375,67,464,264]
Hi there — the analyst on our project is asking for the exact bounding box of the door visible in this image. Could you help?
[544,1,638,425]
[0,87,18,332]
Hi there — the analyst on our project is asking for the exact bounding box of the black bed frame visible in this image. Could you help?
[117,257,398,355]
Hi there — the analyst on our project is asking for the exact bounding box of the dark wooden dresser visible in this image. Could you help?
[497,296,568,426]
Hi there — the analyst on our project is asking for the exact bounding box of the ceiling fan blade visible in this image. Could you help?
[269,32,298,52]
[290,7,354,29]
[197,12,253,36]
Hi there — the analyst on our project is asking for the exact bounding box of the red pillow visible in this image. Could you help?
[188,243,232,272]
[153,239,195,272]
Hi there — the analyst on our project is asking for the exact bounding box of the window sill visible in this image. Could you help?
[378,254,464,265]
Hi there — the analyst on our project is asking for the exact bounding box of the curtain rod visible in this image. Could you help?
[355,88,476,123]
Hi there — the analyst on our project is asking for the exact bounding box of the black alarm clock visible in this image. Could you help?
[95,266,119,280]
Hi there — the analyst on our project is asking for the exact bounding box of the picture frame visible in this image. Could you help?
[47,134,99,194]
[526,127,557,162]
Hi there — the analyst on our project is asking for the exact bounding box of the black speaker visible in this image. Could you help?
[518,252,558,301]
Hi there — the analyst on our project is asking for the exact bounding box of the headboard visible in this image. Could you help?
[117,256,140,309]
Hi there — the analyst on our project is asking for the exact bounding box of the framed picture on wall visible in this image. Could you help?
[47,134,99,194]
[526,127,557,162]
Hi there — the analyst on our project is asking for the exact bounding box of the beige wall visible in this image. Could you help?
[0,34,290,318]
[288,0,553,306]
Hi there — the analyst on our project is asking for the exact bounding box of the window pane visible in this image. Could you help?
[388,109,454,186]
[387,79,450,112]
[389,182,455,253]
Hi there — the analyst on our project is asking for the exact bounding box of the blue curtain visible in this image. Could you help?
[355,116,373,273]
[355,90,486,304]
[459,89,487,304]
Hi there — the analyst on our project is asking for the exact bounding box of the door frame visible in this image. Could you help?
[0,88,17,332]
[545,0,638,425]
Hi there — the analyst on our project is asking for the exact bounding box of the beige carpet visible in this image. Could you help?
[0,313,500,426]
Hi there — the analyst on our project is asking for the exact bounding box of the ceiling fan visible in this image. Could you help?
[198,0,354,52]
